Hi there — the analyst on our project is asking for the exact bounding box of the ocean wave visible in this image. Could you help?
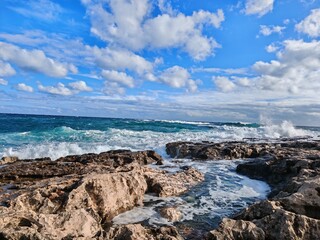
[262,120,311,138]
[1,121,319,160]
[155,119,211,126]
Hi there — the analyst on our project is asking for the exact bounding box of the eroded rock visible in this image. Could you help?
[145,166,204,197]
[160,207,182,222]
[0,150,203,239]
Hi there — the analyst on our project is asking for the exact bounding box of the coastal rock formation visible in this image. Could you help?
[165,140,320,239]
[0,150,201,239]
[209,200,320,240]
[160,207,183,222]
[145,166,204,197]
[106,224,183,240]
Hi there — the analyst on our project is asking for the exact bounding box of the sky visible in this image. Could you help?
[0,0,320,126]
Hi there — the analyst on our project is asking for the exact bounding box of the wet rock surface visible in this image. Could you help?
[0,150,201,239]
[166,140,320,239]
[1,140,320,239]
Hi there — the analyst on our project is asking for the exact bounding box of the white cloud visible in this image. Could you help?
[82,0,224,60]
[213,76,236,92]
[159,66,198,92]
[0,61,16,77]
[259,25,285,36]
[92,46,154,75]
[244,0,274,17]
[9,0,63,21]
[38,83,74,96]
[266,43,279,53]
[295,8,320,38]
[101,70,135,88]
[69,81,92,92]
[38,80,93,96]
[192,67,248,75]
[103,82,126,96]
[0,78,8,86]
[253,40,320,94]
[0,42,69,77]
[283,19,290,25]
[15,83,34,93]
[0,31,93,68]
[237,77,251,87]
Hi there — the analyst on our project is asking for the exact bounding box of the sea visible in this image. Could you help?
[1,113,320,232]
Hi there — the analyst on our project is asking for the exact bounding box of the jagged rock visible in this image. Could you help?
[160,207,182,222]
[106,224,184,240]
[0,150,203,239]
[210,201,320,240]
[0,150,163,181]
[145,166,204,197]
[279,177,320,219]
[165,141,270,160]
[203,140,320,240]
[0,156,19,165]
[208,218,265,240]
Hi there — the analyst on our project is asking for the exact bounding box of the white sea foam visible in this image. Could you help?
[156,119,211,125]
[1,121,318,160]
[262,120,310,138]
[111,160,270,226]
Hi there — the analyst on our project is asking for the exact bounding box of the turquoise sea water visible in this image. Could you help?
[1,113,318,160]
[1,113,319,233]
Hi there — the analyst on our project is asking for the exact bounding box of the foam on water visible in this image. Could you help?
[1,119,318,160]
[1,114,311,231]
[112,159,270,229]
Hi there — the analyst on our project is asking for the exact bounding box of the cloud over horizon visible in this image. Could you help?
[0,0,319,126]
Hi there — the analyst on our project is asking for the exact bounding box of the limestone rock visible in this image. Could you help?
[0,156,19,165]
[208,218,265,240]
[160,207,182,222]
[0,149,202,239]
[145,166,204,197]
[106,224,184,240]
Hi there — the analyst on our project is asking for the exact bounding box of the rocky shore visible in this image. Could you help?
[166,140,320,239]
[0,139,319,239]
[0,150,203,239]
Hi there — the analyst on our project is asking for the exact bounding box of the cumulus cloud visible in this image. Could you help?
[159,66,198,92]
[38,83,74,96]
[9,0,63,21]
[0,78,8,86]
[82,0,224,60]
[101,70,135,88]
[244,0,274,17]
[69,81,92,92]
[259,25,285,36]
[38,81,92,96]
[213,76,236,92]
[15,83,34,92]
[266,43,279,53]
[295,8,320,38]
[92,46,154,75]
[0,61,16,77]
[0,42,69,77]
[253,40,320,93]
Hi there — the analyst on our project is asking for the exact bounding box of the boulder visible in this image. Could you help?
[160,207,182,222]
[0,156,19,165]
[106,224,184,240]
[145,166,204,197]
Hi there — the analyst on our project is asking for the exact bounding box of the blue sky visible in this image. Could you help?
[0,0,320,125]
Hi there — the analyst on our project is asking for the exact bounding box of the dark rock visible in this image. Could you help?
[200,139,320,240]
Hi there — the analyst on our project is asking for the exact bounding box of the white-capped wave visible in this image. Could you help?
[262,120,311,138]
[155,119,211,125]
[1,120,318,160]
